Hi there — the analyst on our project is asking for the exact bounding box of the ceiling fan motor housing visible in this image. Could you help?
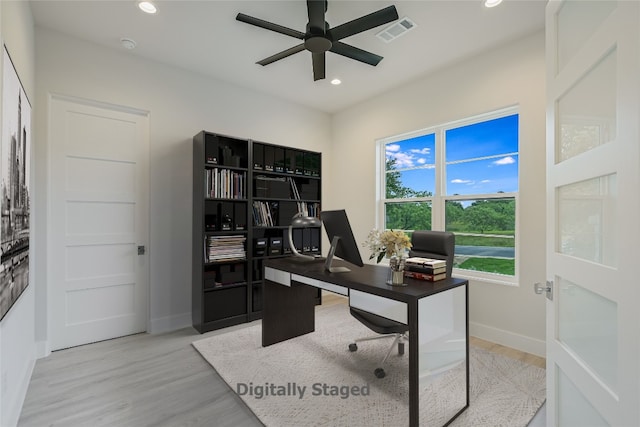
[305,36,332,53]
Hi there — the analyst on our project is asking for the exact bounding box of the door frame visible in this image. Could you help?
[46,93,150,351]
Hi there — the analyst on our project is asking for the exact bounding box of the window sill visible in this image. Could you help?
[452,268,518,287]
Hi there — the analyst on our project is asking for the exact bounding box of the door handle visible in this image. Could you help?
[534,281,553,301]
[138,245,146,255]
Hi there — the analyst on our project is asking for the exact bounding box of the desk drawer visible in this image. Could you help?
[264,267,290,286]
[291,274,348,296]
[349,290,407,324]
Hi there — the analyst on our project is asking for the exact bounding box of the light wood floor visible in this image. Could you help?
[18,295,544,427]
[470,336,545,369]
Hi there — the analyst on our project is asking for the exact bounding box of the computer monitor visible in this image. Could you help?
[320,209,364,273]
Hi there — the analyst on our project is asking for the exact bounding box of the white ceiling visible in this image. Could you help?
[29,0,546,113]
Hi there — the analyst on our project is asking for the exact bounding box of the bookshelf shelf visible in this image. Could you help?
[193,132,322,333]
[204,281,247,291]
[250,140,323,314]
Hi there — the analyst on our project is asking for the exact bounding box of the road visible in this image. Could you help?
[455,245,515,259]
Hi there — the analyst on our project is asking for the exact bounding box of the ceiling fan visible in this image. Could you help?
[236,0,399,81]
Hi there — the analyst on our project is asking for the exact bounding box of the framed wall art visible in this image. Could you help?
[0,45,31,321]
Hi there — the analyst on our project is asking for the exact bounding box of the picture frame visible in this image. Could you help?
[0,45,32,321]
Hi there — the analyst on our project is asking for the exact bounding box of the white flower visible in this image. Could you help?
[363,228,412,263]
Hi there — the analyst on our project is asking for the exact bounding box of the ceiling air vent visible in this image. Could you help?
[376,17,417,43]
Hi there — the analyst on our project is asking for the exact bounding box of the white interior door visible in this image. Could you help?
[49,95,149,351]
[545,1,639,425]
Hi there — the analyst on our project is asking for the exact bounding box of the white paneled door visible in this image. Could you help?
[49,96,149,351]
[546,1,639,425]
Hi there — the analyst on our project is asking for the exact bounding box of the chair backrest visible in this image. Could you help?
[408,230,455,277]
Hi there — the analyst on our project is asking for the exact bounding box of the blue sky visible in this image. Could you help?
[386,114,519,196]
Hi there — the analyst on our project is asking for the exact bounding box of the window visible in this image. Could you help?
[379,108,518,282]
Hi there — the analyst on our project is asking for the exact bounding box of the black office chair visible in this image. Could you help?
[348,230,455,378]
[409,230,455,278]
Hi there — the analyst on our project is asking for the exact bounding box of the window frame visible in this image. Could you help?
[376,106,520,286]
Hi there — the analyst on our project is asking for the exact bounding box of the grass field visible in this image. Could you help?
[454,233,514,248]
[457,257,515,275]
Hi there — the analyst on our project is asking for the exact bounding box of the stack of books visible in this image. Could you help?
[404,257,447,281]
[205,235,247,263]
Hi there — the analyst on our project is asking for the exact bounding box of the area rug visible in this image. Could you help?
[193,302,545,427]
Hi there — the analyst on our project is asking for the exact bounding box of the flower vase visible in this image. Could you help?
[388,255,407,286]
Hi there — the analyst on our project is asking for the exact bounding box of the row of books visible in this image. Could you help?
[297,201,320,218]
[205,235,246,263]
[252,200,321,227]
[252,201,277,227]
[403,257,447,282]
[205,168,247,199]
[253,144,320,177]
[289,177,320,201]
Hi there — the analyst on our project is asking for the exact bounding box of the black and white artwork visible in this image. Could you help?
[0,46,31,321]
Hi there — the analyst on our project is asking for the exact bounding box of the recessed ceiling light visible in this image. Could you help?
[138,1,157,14]
[120,38,137,50]
[331,78,341,85]
[484,0,503,8]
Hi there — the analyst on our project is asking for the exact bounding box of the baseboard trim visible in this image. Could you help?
[470,321,545,358]
[149,312,191,334]
[4,351,36,427]
[35,339,51,359]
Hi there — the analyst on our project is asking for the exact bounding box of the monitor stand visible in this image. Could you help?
[324,236,351,273]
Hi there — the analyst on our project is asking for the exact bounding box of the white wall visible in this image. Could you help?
[330,32,547,356]
[0,2,36,426]
[34,28,331,339]
[1,11,549,423]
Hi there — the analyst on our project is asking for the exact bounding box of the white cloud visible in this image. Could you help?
[386,145,433,169]
[451,179,473,184]
[481,179,491,183]
[410,147,431,155]
[389,151,415,168]
[493,156,516,165]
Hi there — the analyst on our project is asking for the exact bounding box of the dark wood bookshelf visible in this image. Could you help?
[193,132,322,333]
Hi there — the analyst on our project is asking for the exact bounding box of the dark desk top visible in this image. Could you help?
[265,258,468,304]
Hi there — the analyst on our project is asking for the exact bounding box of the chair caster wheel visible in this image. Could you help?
[398,342,405,355]
[348,343,358,352]
[374,368,386,378]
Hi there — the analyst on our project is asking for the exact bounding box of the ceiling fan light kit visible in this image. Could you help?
[236,0,399,81]
[484,0,504,8]
[138,1,157,14]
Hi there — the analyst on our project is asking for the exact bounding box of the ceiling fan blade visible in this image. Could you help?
[257,44,306,66]
[329,5,399,41]
[236,13,305,39]
[312,52,326,81]
[307,0,327,32]
[330,41,383,66]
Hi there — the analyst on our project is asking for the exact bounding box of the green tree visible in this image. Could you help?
[385,158,406,199]
[445,200,465,231]
[464,202,501,233]
[386,202,432,230]
[461,199,515,233]
[385,158,432,230]
[385,158,431,199]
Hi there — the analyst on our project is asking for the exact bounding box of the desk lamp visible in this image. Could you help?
[288,212,321,260]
